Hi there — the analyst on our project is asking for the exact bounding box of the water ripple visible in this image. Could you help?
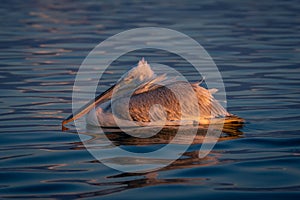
[1,0,300,199]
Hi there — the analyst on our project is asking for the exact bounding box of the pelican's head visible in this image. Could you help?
[62,59,157,128]
[113,58,156,97]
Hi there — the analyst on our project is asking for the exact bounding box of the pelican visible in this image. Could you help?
[62,59,243,128]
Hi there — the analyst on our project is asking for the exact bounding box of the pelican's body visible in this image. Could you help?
[82,59,241,127]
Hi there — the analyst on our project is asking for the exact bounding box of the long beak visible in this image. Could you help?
[62,84,116,128]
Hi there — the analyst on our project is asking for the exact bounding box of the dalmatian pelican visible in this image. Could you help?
[62,59,243,128]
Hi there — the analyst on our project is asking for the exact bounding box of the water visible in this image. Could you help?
[1,0,300,199]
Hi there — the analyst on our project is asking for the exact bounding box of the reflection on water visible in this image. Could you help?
[1,0,300,199]
[76,124,243,172]
[85,123,244,146]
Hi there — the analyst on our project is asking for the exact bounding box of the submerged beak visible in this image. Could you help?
[62,84,116,129]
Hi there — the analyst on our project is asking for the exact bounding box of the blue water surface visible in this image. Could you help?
[1,0,300,199]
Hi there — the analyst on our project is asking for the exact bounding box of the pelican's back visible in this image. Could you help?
[112,81,237,125]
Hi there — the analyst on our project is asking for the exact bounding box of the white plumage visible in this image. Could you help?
[84,59,239,127]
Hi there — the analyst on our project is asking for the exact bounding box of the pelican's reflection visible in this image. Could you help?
[84,122,243,146]
[70,124,244,197]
